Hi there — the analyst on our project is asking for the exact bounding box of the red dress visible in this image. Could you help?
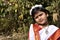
[48,29,60,40]
[29,24,60,40]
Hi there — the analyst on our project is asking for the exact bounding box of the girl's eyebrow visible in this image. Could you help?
[39,13,43,16]
[34,13,42,18]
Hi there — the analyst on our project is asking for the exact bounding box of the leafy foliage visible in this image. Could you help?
[0,0,60,40]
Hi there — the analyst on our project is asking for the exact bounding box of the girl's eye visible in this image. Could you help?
[34,12,43,19]
[39,13,43,16]
[34,16,38,19]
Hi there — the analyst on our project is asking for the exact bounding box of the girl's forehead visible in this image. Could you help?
[34,11,45,15]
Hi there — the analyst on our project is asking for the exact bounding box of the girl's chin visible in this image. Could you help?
[38,22,46,25]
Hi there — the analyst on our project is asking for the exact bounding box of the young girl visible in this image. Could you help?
[29,5,60,40]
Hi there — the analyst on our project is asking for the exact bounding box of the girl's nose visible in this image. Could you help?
[38,16,41,19]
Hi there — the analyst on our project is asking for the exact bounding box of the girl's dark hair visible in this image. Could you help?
[31,7,50,23]
[31,7,50,17]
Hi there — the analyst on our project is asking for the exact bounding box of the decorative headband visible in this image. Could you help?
[30,4,43,15]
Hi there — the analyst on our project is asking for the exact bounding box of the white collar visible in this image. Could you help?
[29,24,59,40]
[39,25,59,40]
[29,24,35,40]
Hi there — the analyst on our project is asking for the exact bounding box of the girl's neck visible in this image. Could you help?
[35,22,49,28]
[39,24,49,28]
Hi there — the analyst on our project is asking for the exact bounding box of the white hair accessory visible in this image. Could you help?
[30,4,43,15]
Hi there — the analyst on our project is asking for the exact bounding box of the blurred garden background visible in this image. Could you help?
[0,0,60,40]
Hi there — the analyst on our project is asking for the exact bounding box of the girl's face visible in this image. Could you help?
[34,11,48,25]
